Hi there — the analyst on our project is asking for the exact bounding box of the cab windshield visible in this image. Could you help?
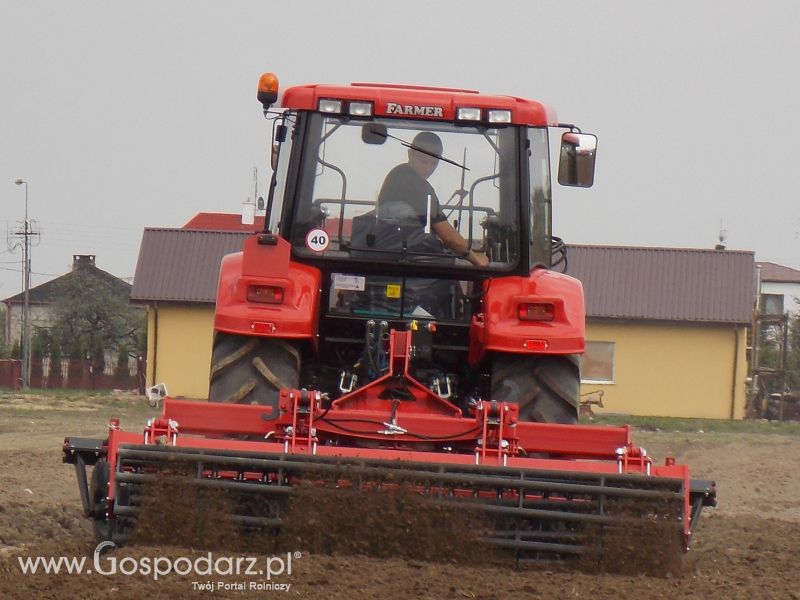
[289,114,521,269]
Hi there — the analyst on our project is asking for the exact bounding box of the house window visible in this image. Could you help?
[582,341,615,383]
[760,293,784,316]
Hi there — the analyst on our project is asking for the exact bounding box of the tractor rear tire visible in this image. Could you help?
[209,333,300,411]
[491,353,580,424]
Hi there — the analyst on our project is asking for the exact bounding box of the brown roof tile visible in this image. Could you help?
[131,230,757,323]
[3,262,130,305]
[756,261,800,284]
[131,229,250,303]
[567,245,755,324]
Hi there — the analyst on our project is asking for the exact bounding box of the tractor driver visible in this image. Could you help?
[376,132,489,267]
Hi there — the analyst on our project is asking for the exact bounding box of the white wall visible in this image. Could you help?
[761,281,800,315]
[5,304,53,346]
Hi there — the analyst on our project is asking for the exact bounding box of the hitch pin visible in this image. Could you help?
[378,422,407,435]
[378,400,407,435]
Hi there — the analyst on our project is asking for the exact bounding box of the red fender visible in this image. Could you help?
[214,235,321,341]
[469,268,585,364]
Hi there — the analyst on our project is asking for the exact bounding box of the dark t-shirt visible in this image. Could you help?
[377,164,446,225]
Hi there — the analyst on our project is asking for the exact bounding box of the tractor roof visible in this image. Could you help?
[281,83,558,127]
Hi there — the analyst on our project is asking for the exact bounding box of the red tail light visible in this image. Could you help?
[247,285,284,304]
[251,321,277,334]
[524,339,549,351]
[518,302,555,321]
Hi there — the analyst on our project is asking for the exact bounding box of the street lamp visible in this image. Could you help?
[14,178,31,389]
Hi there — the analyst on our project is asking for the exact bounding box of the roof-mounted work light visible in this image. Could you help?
[456,107,482,121]
[318,99,344,114]
[487,109,512,124]
[348,101,373,117]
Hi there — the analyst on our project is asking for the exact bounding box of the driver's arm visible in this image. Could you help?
[431,221,490,267]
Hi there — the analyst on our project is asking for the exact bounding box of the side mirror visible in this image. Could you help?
[362,123,388,145]
[557,132,597,188]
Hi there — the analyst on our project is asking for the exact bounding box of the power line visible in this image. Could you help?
[0,266,60,276]
[38,220,142,231]
[11,179,37,388]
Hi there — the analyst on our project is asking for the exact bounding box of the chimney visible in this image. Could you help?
[72,254,96,270]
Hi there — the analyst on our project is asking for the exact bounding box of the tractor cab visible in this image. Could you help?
[259,77,595,327]
[264,79,595,272]
[288,114,523,270]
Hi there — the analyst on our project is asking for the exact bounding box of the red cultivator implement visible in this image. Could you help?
[64,329,715,562]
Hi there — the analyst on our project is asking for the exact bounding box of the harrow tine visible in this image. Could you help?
[491,530,586,542]
[482,537,592,555]
[112,505,282,528]
[115,471,292,494]
[117,446,683,502]
[104,445,694,563]
[429,499,648,526]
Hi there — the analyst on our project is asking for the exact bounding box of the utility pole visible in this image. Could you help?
[13,179,39,389]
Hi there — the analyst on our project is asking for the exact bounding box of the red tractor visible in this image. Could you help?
[64,74,715,562]
[212,75,593,424]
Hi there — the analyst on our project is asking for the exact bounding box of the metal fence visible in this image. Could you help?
[0,356,145,392]
[0,360,21,391]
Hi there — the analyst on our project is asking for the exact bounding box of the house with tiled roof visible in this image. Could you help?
[568,246,754,419]
[130,216,257,398]
[2,255,132,348]
[756,261,800,315]
[183,212,267,232]
[132,214,756,418]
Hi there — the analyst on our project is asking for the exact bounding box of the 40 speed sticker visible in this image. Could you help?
[305,228,330,252]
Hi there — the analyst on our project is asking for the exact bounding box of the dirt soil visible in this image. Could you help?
[1,392,800,599]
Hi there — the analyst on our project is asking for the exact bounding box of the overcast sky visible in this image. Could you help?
[2,0,798,297]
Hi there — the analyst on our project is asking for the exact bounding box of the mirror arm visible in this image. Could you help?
[556,122,583,133]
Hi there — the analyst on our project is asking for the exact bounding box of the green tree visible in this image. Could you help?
[88,332,105,388]
[115,344,130,383]
[50,269,144,356]
[787,303,800,390]
[136,326,147,355]
[90,332,105,372]
[48,339,63,388]
[757,325,782,370]
[66,338,85,388]
[30,331,44,386]
[757,301,800,396]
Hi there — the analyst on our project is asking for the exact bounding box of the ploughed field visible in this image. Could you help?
[1,391,799,600]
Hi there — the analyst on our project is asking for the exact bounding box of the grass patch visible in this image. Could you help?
[585,413,800,436]
[0,390,158,423]
[0,388,115,398]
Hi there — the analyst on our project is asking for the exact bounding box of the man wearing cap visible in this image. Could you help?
[377,131,489,267]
